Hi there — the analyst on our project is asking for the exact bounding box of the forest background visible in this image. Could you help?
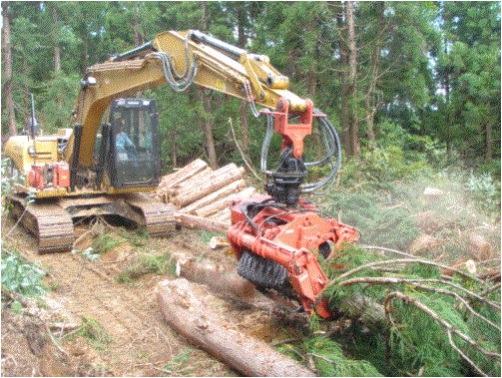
[1,2,501,376]
[1,1,500,175]
[3,0,501,254]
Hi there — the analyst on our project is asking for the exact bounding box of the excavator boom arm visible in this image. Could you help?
[69,30,308,167]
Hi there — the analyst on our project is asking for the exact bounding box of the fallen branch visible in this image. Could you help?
[384,291,500,376]
[330,258,486,288]
[339,276,500,311]
[339,276,500,330]
[480,283,501,297]
[156,279,316,377]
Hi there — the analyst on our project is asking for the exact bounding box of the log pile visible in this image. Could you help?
[153,159,258,232]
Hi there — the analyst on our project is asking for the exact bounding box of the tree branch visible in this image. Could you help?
[385,291,500,362]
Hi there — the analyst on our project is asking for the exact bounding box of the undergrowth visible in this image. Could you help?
[301,246,501,377]
[1,247,47,298]
[116,252,174,283]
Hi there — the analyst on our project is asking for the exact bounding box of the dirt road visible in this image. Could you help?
[2,218,299,376]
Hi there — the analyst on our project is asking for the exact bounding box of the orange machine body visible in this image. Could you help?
[228,195,359,318]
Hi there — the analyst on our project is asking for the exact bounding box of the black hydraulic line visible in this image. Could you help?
[70,124,83,191]
[259,109,342,194]
[95,123,110,189]
[111,41,154,62]
[189,30,246,57]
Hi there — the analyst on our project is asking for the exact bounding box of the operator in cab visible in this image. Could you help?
[115,118,136,159]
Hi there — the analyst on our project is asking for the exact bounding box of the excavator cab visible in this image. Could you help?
[106,98,161,189]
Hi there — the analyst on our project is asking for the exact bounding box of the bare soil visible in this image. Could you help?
[1,216,305,377]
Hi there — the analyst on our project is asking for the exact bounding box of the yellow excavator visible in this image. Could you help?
[3,30,342,258]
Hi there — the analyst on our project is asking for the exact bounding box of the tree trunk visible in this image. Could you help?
[51,5,61,72]
[335,3,352,156]
[364,2,384,150]
[181,179,246,214]
[346,1,360,156]
[173,165,245,208]
[2,2,17,136]
[239,101,250,157]
[484,121,492,164]
[176,258,257,299]
[202,91,218,169]
[156,279,316,377]
[160,158,208,189]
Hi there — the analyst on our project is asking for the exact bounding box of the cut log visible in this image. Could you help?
[156,279,316,377]
[173,165,246,208]
[167,166,214,193]
[334,293,389,333]
[196,187,256,218]
[177,258,256,298]
[209,208,231,223]
[467,233,493,261]
[176,213,228,233]
[173,163,240,199]
[181,179,246,214]
[160,158,208,188]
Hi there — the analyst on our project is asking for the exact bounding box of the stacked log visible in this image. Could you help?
[154,159,259,232]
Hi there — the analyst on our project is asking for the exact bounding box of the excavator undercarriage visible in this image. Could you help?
[6,193,176,253]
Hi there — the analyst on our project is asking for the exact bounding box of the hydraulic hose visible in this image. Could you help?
[260,109,342,194]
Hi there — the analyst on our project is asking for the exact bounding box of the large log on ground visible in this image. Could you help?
[181,179,246,214]
[177,258,256,298]
[176,213,228,233]
[195,187,256,218]
[160,158,208,189]
[156,279,316,377]
[173,165,246,208]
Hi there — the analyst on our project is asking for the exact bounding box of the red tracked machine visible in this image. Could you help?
[227,99,358,318]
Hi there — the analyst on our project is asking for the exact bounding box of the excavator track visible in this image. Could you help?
[7,195,75,253]
[123,193,177,237]
[6,193,176,254]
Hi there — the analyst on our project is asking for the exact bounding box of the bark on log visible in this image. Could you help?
[209,208,231,223]
[173,163,240,198]
[160,159,208,188]
[156,279,316,377]
[177,258,256,298]
[181,179,246,214]
[166,166,214,193]
[176,213,228,233]
[196,187,256,218]
[173,166,245,208]
[334,293,389,332]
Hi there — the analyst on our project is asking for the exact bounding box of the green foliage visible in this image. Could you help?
[39,71,80,133]
[305,337,383,377]
[71,247,101,261]
[92,234,122,254]
[466,171,501,213]
[3,1,500,170]
[1,248,47,297]
[116,252,173,283]
[74,315,112,350]
[162,349,193,375]
[320,247,501,377]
